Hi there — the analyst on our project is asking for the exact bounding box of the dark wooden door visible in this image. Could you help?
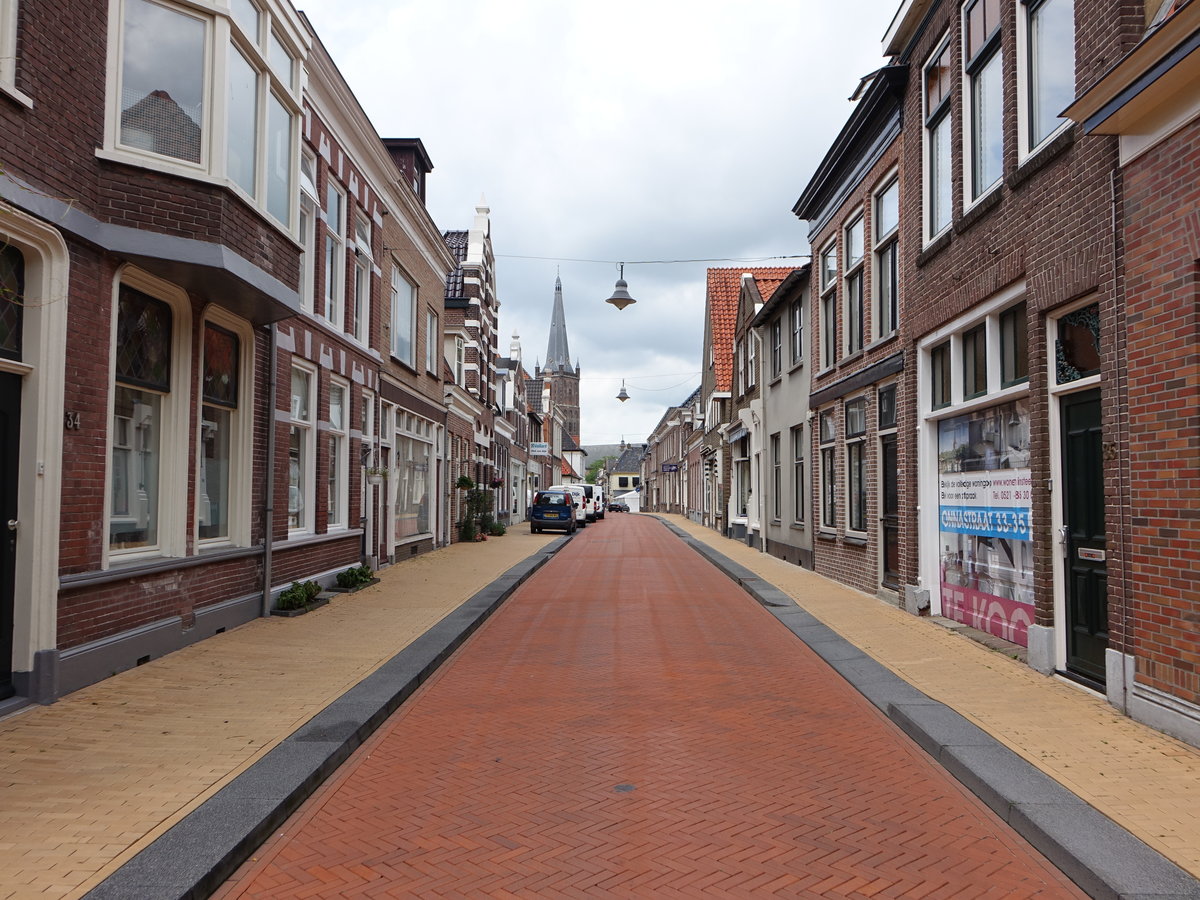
[880,433,899,588]
[1061,389,1107,684]
[0,372,18,700]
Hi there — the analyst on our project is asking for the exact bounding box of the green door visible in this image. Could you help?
[1061,389,1107,684]
[0,372,18,700]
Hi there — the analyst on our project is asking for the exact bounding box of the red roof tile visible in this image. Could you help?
[707,267,796,392]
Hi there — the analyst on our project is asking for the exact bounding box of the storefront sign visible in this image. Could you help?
[530,442,549,456]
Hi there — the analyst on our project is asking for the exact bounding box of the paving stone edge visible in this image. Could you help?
[82,536,571,900]
[653,516,1200,900]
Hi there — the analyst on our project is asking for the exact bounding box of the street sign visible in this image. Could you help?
[530,442,549,456]
[661,463,680,472]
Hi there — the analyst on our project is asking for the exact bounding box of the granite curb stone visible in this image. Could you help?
[661,518,1200,900]
[83,541,567,900]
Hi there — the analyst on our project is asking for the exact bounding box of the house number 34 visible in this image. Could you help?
[63,411,81,430]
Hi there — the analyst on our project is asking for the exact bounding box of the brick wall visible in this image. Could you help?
[1122,116,1200,704]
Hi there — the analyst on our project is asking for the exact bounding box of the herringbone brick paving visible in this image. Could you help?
[217,516,1087,898]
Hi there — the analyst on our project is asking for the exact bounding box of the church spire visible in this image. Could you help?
[545,275,574,374]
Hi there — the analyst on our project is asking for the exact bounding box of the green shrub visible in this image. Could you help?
[488,522,507,536]
[336,565,373,589]
[459,518,477,543]
[276,580,320,611]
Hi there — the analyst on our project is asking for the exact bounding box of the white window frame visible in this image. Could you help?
[819,408,837,531]
[1017,0,1076,160]
[287,361,316,534]
[195,308,253,548]
[390,263,416,366]
[873,174,900,341]
[298,149,317,313]
[791,423,805,524]
[770,432,782,521]
[819,240,837,371]
[924,33,955,243]
[323,179,345,330]
[326,377,349,530]
[770,318,782,379]
[102,0,304,230]
[0,0,30,107]
[844,395,869,536]
[844,212,865,356]
[790,296,804,366]
[352,214,372,345]
[746,332,757,388]
[962,0,1004,206]
[105,267,193,565]
[425,308,439,374]
[454,336,465,386]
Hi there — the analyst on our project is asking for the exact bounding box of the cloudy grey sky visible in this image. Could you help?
[298,0,901,446]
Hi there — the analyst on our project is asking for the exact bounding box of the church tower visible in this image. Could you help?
[540,275,581,443]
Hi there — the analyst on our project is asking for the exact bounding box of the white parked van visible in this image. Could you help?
[547,484,588,527]
[583,483,605,520]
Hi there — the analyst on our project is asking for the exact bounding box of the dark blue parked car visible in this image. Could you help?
[530,490,577,534]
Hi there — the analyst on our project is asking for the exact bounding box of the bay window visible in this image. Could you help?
[111,0,302,227]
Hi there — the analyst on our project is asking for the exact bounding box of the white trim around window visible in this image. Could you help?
[326,376,349,530]
[105,266,193,565]
[287,360,316,534]
[0,0,31,107]
[390,263,416,366]
[924,32,954,244]
[873,174,900,341]
[962,0,1004,207]
[1016,0,1076,160]
[844,211,865,356]
[195,306,254,549]
[323,179,345,330]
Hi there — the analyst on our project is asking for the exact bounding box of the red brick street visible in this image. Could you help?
[216,515,1085,898]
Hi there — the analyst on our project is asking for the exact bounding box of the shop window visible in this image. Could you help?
[962,324,988,399]
[925,35,954,239]
[819,409,837,529]
[931,341,951,409]
[1000,301,1028,386]
[1056,302,1101,384]
[844,214,865,354]
[964,0,1003,202]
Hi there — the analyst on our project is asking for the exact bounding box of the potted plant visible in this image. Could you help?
[366,467,387,486]
[272,580,329,617]
[332,564,379,593]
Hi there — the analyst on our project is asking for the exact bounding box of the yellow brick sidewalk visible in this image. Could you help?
[659,513,1200,880]
[0,529,557,900]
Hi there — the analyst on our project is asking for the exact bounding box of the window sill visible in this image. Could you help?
[956,186,1003,234]
[841,349,864,366]
[279,528,364,550]
[866,332,898,353]
[1010,126,1075,191]
[815,366,837,380]
[0,79,33,109]
[61,544,264,590]
[843,534,868,547]
[790,522,807,532]
[917,230,953,267]
[788,360,805,374]
[816,530,838,542]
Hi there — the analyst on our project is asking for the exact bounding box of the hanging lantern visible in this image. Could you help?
[616,379,630,402]
[605,263,637,310]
